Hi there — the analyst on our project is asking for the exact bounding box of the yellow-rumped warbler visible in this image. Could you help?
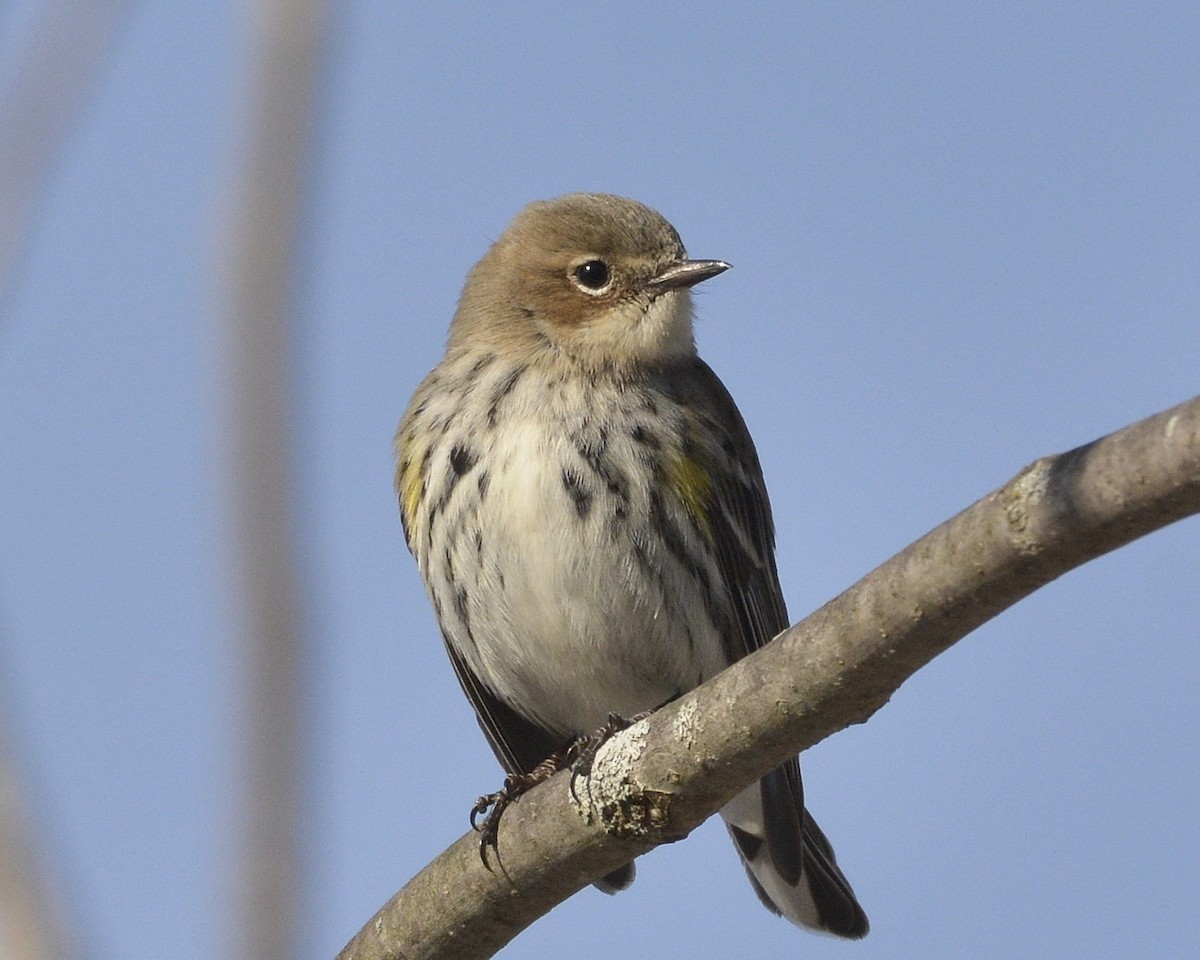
[395,194,867,937]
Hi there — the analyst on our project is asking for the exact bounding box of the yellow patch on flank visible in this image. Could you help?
[665,451,713,540]
[398,444,428,546]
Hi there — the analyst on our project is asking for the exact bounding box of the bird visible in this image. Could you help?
[395,193,868,937]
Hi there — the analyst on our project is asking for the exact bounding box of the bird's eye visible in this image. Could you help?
[572,259,610,293]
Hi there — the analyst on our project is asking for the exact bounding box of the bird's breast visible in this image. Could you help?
[412,355,730,737]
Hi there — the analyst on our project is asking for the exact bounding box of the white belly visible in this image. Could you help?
[433,405,729,739]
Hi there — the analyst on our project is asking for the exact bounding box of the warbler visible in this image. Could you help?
[395,193,868,937]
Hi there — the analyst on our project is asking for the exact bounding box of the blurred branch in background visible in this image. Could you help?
[0,0,136,313]
[0,690,74,960]
[0,4,134,958]
[222,1,330,959]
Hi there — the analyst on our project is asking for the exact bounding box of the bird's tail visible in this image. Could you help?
[721,762,868,938]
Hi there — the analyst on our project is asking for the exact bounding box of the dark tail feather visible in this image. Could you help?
[797,812,870,937]
[723,762,868,938]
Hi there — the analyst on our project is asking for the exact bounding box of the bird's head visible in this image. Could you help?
[449,193,729,371]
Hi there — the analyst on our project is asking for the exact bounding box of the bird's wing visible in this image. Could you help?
[671,358,790,663]
[441,629,564,776]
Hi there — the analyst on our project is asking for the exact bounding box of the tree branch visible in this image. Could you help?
[338,394,1200,960]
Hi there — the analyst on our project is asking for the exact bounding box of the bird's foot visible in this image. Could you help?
[470,712,653,869]
[470,750,571,871]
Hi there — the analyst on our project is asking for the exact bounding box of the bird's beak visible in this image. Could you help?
[645,258,731,294]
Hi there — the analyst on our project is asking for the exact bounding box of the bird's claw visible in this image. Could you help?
[470,782,516,869]
[469,755,570,871]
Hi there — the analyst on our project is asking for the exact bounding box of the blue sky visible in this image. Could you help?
[0,3,1197,958]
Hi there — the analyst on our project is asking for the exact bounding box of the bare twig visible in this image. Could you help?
[337,394,1200,960]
